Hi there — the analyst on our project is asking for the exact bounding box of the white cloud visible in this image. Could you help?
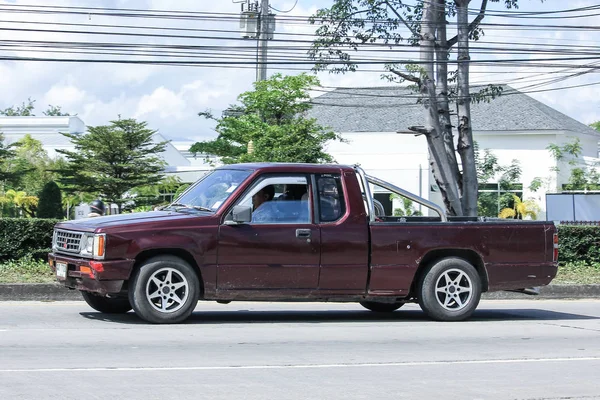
[135,86,186,119]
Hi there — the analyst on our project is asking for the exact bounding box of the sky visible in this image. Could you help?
[0,0,599,146]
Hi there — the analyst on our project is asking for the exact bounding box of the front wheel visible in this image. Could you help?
[360,301,403,313]
[418,257,482,321]
[129,255,200,324]
[81,291,132,314]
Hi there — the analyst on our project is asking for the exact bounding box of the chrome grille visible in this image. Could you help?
[54,230,83,254]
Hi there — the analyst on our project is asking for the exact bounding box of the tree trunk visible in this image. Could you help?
[455,0,478,216]
[434,0,463,201]
[419,0,463,216]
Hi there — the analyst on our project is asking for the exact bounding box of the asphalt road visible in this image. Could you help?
[0,300,599,400]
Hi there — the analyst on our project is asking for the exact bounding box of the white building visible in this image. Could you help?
[308,85,600,220]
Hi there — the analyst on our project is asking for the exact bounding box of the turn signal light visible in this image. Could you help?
[96,235,105,257]
[79,266,93,276]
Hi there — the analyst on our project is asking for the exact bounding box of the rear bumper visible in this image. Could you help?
[48,253,135,295]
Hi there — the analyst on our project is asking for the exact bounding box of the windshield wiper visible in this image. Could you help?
[167,203,214,213]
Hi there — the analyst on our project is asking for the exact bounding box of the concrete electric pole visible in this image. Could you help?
[256,0,270,82]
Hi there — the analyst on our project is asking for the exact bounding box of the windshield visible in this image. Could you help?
[172,169,252,212]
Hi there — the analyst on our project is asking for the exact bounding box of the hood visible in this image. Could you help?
[56,210,211,232]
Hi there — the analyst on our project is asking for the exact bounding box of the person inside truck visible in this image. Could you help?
[251,185,276,223]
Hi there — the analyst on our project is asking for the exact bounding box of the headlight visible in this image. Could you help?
[80,233,106,259]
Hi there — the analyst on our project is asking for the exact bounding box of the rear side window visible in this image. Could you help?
[316,174,346,222]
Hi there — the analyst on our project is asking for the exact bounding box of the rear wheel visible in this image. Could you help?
[418,257,481,321]
[360,301,403,313]
[129,255,200,324]
[81,291,132,314]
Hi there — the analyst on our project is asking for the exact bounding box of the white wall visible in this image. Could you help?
[329,130,599,220]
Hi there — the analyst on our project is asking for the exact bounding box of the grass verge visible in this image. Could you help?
[0,256,55,284]
[554,262,600,285]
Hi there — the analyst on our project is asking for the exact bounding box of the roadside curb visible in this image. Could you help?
[0,283,598,301]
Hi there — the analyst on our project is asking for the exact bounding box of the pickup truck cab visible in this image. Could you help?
[49,163,558,324]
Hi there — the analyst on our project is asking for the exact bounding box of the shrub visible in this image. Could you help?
[0,218,59,261]
[557,225,600,265]
[37,181,64,219]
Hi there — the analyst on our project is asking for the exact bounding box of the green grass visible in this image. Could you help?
[554,262,600,285]
[0,256,56,283]
[1,257,600,285]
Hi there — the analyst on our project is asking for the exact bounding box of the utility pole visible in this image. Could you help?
[239,0,274,82]
[256,0,269,82]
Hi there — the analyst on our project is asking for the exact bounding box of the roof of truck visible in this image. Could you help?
[216,163,356,173]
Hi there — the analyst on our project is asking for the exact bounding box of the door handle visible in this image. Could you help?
[296,229,311,238]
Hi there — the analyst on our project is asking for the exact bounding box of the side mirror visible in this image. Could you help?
[226,205,252,225]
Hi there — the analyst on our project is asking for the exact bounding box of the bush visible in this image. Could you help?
[557,225,600,265]
[37,181,63,219]
[0,218,59,262]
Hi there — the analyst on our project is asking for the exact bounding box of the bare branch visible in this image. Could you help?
[389,68,420,84]
[384,0,420,38]
[447,0,488,48]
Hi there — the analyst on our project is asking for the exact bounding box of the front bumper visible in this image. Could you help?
[48,253,135,295]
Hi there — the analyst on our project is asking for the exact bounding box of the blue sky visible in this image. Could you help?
[0,0,598,145]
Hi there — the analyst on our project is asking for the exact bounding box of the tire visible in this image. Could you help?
[418,257,482,321]
[81,291,132,314]
[360,301,403,313]
[129,255,200,324]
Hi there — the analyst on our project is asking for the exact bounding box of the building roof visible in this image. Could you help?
[307,85,600,137]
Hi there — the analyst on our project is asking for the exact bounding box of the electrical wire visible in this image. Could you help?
[270,0,299,14]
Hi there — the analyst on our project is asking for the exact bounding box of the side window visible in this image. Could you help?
[234,175,311,224]
[316,174,346,222]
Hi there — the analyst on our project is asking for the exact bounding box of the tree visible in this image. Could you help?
[8,134,54,195]
[190,73,341,164]
[43,105,70,116]
[309,0,517,216]
[0,98,35,116]
[37,181,64,219]
[590,121,600,132]
[56,119,168,213]
[0,133,18,184]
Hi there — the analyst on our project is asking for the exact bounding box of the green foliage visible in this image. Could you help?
[390,194,422,216]
[0,255,55,283]
[7,134,55,196]
[0,218,58,261]
[557,225,600,265]
[190,73,341,164]
[0,133,19,183]
[43,105,70,116]
[125,176,182,211]
[475,143,523,217]
[37,181,63,219]
[554,262,600,285]
[590,121,600,132]
[547,138,600,190]
[56,119,168,212]
[0,98,35,116]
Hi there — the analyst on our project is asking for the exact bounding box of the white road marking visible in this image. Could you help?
[1,356,599,373]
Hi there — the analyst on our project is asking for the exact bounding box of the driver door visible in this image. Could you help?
[216,174,320,291]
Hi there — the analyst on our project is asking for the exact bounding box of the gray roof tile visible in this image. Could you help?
[307,85,599,137]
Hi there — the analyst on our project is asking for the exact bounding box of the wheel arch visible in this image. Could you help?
[132,249,204,295]
[411,249,488,295]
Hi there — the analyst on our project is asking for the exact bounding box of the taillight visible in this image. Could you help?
[553,233,559,262]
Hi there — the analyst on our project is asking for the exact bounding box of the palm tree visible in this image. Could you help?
[499,194,539,220]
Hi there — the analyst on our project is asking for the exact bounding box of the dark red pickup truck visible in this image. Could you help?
[49,163,558,324]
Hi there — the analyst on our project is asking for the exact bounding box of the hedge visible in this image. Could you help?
[557,225,600,265]
[0,218,598,265]
[0,218,60,262]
